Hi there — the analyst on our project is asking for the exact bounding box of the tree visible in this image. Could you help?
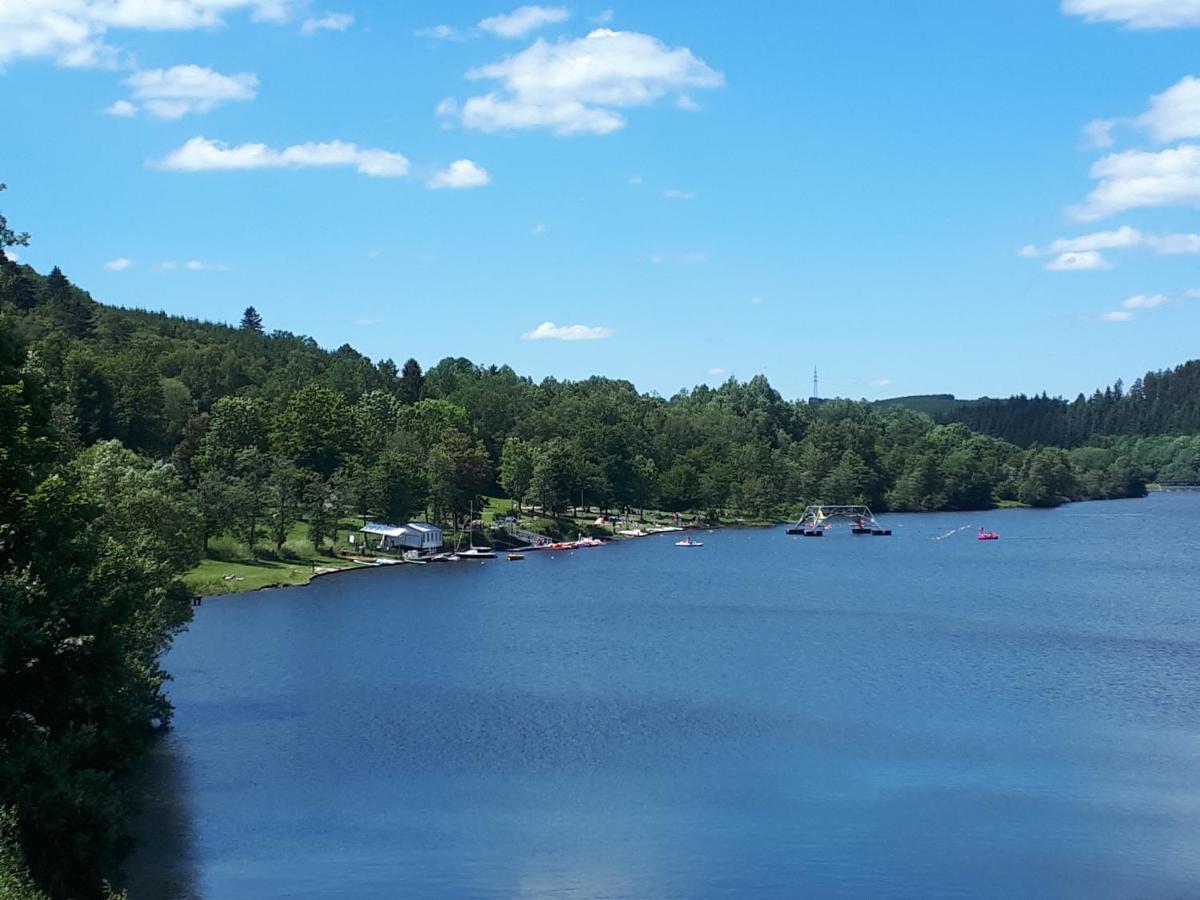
[499,436,535,511]
[0,323,192,898]
[271,385,356,478]
[0,183,30,261]
[425,430,492,526]
[399,357,423,404]
[240,306,264,334]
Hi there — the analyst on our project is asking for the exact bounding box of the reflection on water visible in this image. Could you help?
[127,494,1200,898]
[122,735,199,899]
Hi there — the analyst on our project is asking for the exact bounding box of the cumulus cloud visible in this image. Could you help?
[301,12,353,34]
[1136,76,1200,142]
[1021,225,1200,262]
[454,28,723,135]
[415,24,463,39]
[427,159,491,189]
[153,136,410,177]
[1070,144,1200,220]
[1062,0,1200,29]
[1086,76,1200,147]
[114,65,258,119]
[0,1,296,68]
[479,5,568,38]
[1082,117,1117,148]
[1045,250,1111,270]
[104,257,133,270]
[1122,293,1167,308]
[105,99,137,117]
[521,321,614,340]
[1101,309,1134,321]
[1047,225,1143,252]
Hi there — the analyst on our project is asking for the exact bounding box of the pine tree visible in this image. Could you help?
[399,358,423,404]
[240,305,264,333]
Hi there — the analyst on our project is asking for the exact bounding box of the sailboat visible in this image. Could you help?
[458,504,497,558]
[674,536,704,547]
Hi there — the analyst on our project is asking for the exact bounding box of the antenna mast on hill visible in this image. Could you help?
[812,366,819,401]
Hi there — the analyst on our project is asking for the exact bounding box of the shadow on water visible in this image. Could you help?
[120,735,200,899]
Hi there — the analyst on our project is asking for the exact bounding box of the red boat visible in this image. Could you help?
[977,528,999,541]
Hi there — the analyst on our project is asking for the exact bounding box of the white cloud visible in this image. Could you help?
[521,321,614,340]
[155,260,178,271]
[1082,117,1117,148]
[415,24,463,40]
[353,317,380,326]
[104,257,133,270]
[427,159,491,189]
[675,93,700,111]
[185,259,205,270]
[1136,76,1200,143]
[1148,232,1200,253]
[117,65,258,119]
[1062,0,1200,29]
[1045,250,1111,270]
[455,28,723,135]
[1049,225,1144,252]
[1184,288,1200,298]
[0,1,297,68]
[663,188,694,199]
[478,5,569,38]
[748,295,763,304]
[628,174,644,186]
[708,367,727,375]
[1070,144,1200,220]
[4,248,18,262]
[1122,292,1167,309]
[105,99,137,117]
[532,222,546,234]
[869,377,892,387]
[1022,225,1200,261]
[301,12,353,35]
[1101,309,1134,321]
[153,136,410,177]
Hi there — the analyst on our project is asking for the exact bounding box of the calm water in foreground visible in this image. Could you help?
[128,494,1200,898]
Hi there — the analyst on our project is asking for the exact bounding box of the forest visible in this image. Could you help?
[1,193,1199,897]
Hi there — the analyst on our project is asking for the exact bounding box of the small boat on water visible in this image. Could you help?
[675,537,704,547]
[459,546,496,559]
[507,552,525,561]
[977,528,999,541]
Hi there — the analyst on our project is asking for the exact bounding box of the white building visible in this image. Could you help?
[360,521,444,553]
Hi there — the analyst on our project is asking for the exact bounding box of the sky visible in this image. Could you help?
[2,0,1200,402]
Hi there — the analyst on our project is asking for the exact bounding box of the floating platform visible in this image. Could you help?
[790,504,891,537]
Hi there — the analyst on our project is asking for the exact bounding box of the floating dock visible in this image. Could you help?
[787,504,891,537]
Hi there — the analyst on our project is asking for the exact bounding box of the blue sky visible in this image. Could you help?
[3,1,1200,401]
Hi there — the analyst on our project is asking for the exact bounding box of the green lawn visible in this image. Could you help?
[186,519,369,597]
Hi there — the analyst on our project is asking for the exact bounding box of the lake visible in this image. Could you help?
[127,494,1200,898]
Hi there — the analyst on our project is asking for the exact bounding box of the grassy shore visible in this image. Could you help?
[185,520,369,597]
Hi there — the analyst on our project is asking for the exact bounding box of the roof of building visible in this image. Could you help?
[361,522,407,537]
[405,521,441,533]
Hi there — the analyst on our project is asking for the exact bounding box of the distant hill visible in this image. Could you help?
[873,394,980,417]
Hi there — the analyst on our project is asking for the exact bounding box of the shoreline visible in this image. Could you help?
[184,499,1081,599]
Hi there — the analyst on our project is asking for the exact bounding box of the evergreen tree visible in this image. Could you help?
[240,305,264,334]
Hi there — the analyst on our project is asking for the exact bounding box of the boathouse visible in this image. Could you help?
[359,521,444,552]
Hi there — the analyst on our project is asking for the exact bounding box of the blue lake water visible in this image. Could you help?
[128,494,1200,898]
